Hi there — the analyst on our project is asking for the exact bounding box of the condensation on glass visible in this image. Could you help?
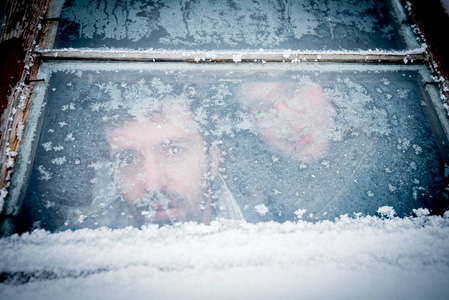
[51,0,418,51]
[6,63,449,233]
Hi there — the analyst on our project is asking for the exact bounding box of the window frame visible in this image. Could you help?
[1,0,449,235]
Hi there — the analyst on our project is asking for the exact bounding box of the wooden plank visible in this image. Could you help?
[0,0,49,208]
[37,49,428,64]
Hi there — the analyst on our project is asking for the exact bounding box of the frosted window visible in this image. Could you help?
[54,0,412,51]
[9,64,448,233]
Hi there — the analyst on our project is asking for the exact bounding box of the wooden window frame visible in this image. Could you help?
[1,0,448,231]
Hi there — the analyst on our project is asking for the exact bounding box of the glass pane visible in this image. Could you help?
[8,63,448,233]
[53,0,416,51]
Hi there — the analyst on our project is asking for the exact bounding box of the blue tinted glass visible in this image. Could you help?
[54,0,415,51]
[9,63,448,232]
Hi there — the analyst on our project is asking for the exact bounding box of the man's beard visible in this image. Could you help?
[132,189,206,225]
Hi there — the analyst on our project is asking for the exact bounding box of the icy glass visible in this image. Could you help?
[54,0,412,51]
[9,64,448,233]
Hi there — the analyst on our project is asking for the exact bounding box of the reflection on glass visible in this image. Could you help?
[9,66,448,232]
[55,0,410,51]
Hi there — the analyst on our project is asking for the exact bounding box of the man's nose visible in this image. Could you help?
[274,98,301,116]
[141,156,168,191]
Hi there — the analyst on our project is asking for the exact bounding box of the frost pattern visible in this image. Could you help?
[255,203,269,216]
[51,157,67,165]
[14,67,447,232]
[58,0,398,50]
[42,141,52,151]
[294,208,307,219]
[326,77,391,138]
[37,165,52,181]
[377,206,396,218]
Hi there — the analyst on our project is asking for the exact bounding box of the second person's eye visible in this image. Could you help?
[167,146,183,156]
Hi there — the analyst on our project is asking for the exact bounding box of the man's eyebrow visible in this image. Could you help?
[160,137,196,146]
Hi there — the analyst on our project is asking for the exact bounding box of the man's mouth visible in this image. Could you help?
[152,206,184,223]
[152,201,176,210]
[291,132,313,147]
[138,200,184,224]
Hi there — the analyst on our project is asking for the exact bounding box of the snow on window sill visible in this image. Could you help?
[1,213,449,299]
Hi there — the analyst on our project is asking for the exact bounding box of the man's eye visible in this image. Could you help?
[114,150,138,167]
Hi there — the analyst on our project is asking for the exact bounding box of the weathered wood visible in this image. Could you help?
[0,0,49,199]
[407,0,449,110]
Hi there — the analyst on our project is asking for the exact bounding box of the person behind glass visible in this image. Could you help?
[240,81,336,163]
[75,79,333,229]
[104,98,243,226]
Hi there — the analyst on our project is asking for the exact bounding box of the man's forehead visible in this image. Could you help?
[148,102,191,121]
[106,104,202,142]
